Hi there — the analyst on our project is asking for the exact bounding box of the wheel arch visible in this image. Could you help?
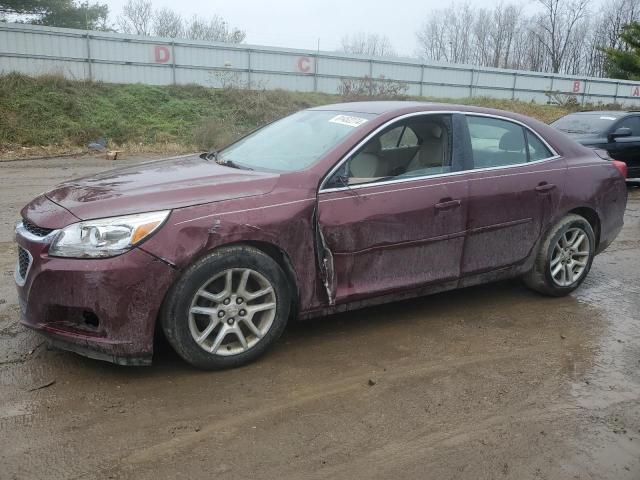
[175,239,300,311]
[239,240,300,318]
[523,205,601,276]
[567,206,601,248]
[154,239,301,356]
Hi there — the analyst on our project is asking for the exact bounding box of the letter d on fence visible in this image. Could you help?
[154,45,171,64]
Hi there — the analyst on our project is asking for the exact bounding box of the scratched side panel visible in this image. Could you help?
[139,181,327,314]
[461,159,567,275]
[318,176,469,304]
[559,155,627,251]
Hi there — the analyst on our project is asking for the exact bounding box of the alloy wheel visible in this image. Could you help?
[549,227,591,287]
[188,268,277,356]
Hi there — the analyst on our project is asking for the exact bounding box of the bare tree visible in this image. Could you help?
[185,15,246,43]
[341,33,396,57]
[416,15,447,61]
[533,0,591,73]
[417,4,475,64]
[117,0,152,36]
[472,9,493,66]
[414,0,631,76]
[153,8,183,38]
[115,3,245,44]
[491,3,523,68]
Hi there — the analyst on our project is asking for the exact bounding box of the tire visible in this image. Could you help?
[523,214,596,297]
[161,245,291,369]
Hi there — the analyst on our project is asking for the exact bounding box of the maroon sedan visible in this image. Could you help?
[15,102,627,369]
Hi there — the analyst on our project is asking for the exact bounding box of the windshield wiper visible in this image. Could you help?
[221,159,253,171]
[201,148,222,162]
[200,149,253,170]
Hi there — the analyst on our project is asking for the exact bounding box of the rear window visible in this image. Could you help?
[551,113,618,135]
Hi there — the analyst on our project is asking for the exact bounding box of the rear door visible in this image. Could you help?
[461,114,567,277]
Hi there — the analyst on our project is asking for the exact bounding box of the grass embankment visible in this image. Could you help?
[0,73,578,159]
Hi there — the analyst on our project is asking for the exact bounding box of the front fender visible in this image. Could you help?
[139,192,324,313]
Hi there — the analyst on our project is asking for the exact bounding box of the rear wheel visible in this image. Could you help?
[161,246,291,369]
[523,214,595,296]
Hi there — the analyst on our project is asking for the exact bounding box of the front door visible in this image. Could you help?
[317,113,469,304]
[607,115,640,177]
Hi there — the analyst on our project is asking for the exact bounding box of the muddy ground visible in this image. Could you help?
[0,155,639,480]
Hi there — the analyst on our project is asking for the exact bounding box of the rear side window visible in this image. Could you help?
[379,126,419,150]
[467,116,553,168]
[526,131,554,161]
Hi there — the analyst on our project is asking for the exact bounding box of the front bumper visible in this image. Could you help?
[15,223,178,365]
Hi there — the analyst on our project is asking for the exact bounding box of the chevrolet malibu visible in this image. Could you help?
[15,102,628,369]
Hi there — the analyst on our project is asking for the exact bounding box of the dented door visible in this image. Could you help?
[317,176,469,304]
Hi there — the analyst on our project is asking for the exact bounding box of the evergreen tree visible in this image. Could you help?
[0,0,109,30]
[602,22,640,80]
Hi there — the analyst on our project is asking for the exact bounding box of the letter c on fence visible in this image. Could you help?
[297,56,312,73]
[572,80,581,93]
[154,45,171,64]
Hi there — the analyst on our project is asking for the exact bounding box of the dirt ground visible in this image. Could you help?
[0,154,639,480]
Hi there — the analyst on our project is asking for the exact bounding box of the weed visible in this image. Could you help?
[0,72,628,158]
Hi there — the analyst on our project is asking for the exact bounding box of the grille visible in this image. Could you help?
[22,219,54,237]
[17,247,30,279]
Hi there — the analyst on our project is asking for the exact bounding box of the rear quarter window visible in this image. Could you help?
[526,131,554,161]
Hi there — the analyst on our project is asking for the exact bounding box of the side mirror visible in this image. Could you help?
[609,127,632,142]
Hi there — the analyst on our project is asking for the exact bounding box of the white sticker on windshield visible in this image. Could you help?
[600,116,617,120]
[329,115,369,128]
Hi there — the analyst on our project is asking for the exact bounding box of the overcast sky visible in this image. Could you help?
[102,0,605,56]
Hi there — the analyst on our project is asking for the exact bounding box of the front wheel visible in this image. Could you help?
[161,246,291,369]
[523,214,596,296]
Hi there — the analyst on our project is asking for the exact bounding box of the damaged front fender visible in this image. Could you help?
[139,191,326,313]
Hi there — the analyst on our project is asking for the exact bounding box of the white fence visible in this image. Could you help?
[2,22,640,106]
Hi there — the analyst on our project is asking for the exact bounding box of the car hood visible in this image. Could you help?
[44,154,280,220]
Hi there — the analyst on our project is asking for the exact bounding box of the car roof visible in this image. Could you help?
[310,101,437,115]
[309,101,532,118]
[564,111,634,118]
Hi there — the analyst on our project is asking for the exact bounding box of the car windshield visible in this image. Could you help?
[551,113,618,135]
[219,110,376,172]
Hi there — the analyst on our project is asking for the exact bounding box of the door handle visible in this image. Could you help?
[435,199,461,210]
[535,182,556,193]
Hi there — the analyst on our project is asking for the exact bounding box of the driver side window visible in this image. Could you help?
[338,115,452,186]
[616,116,640,136]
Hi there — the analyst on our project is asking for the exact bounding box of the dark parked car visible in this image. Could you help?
[15,102,628,369]
[551,111,640,178]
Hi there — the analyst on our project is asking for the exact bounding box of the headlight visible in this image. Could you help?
[49,210,170,258]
